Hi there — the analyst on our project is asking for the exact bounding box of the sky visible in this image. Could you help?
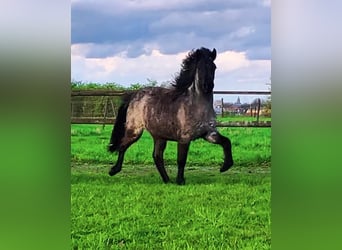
[71,0,271,103]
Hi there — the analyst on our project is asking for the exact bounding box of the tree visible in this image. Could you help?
[264,78,271,116]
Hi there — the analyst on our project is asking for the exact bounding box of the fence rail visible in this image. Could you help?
[71,90,271,127]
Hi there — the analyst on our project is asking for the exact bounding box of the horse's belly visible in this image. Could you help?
[144,118,176,139]
[145,122,215,144]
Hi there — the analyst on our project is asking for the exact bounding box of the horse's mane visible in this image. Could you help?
[171,47,213,95]
[172,49,197,92]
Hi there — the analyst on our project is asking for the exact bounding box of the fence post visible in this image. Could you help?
[102,98,109,128]
[256,98,261,123]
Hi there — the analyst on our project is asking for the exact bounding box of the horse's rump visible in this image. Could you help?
[108,91,137,152]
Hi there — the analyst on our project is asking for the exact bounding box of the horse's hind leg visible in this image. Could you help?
[152,138,169,183]
[204,130,234,172]
[109,150,126,176]
[176,142,190,185]
[109,129,143,176]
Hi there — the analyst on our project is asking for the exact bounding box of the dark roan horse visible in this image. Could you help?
[108,47,233,185]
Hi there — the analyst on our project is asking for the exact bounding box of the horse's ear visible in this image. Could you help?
[211,48,217,60]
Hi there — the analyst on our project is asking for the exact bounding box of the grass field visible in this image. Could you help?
[71,122,271,249]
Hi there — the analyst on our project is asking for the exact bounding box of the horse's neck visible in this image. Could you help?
[186,91,214,113]
[188,70,213,104]
[188,83,213,105]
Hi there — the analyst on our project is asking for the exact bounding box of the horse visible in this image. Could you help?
[108,47,233,185]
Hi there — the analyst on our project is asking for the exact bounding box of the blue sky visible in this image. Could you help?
[71,0,271,103]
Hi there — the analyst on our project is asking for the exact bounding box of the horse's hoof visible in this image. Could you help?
[220,161,234,172]
[162,178,170,184]
[220,167,229,173]
[108,167,120,176]
[176,177,185,185]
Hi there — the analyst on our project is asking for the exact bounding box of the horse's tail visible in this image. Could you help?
[108,91,135,153]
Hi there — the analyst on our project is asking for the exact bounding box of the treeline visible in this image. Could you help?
[71,80,158,91]
[71,80,159,119]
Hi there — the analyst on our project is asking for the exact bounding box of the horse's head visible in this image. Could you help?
[193,47,217,94]
[173,47,217,95]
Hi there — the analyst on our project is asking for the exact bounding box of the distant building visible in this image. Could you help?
[235,96,241,105]
[214,96,269,117]
[214,97,249,115]
[213,100,223,114]
[228,96,244,115]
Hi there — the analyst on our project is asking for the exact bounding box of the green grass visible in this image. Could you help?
[71,124,271,167]
[216,115,271,123]
[71,123,271,249]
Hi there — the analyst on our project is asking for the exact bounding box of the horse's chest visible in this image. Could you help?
[176,119,215,142]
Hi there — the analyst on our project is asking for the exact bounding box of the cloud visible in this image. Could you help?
[216,51,249,72]
[72,45,186,84]
[261,0,271,7]
[71,0,270,95]
[71,0,270,60]
[72,45,270,92]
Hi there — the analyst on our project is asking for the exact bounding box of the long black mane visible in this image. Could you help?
[172,47,215,94]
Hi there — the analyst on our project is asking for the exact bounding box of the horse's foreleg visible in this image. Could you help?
[205,131,234,172]
[109,130,143,176]
[152,138,169,183]
[176,142,190,185]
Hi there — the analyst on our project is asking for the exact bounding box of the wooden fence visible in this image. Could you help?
[71,90,271,127]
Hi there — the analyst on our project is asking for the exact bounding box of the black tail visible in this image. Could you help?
[108,92,135,153]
